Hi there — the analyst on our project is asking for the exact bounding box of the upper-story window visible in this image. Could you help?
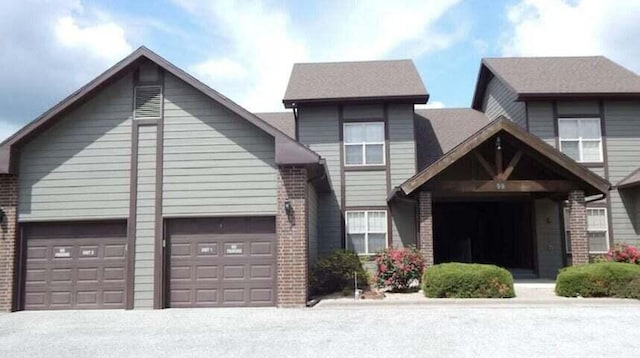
[343,122,385,166]
[558,118,602,162]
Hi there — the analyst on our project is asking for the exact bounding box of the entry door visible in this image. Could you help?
[166,217,276,307]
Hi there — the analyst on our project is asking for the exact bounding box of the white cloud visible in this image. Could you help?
[502,0,640,73]
[0,0,134,141]
[55,16,132,63]
[192,58,249,81]
[174,0,465,111]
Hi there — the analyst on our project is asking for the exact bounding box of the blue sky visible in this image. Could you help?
[1,0,640,140]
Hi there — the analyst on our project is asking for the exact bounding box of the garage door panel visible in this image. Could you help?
[23,221,127,310]
[167,217,276,307]
[196,265,218,279]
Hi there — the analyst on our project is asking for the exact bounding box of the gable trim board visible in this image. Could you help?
[399,117,611,197]
[0,47,323,174]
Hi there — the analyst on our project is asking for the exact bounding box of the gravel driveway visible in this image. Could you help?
[1,302,639,358]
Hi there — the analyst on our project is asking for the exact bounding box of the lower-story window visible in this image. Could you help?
[346,210,387,255]
[564,207,610,254]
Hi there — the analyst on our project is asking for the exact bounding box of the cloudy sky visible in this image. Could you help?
[1,0,640,141]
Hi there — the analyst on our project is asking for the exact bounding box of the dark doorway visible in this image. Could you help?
[433,200,533,270]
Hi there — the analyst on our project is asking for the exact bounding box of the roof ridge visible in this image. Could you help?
[292,59,413,66]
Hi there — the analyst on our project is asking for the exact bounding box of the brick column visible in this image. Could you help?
[276,166,308,307]
[0,175,18,311]
[568,190,588,265]
[418,191,434,267]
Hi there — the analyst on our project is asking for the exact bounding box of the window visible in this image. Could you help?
[564,207,609,254]
[346,211,387,255]
[558,118,602,162]
[343,122,385,165]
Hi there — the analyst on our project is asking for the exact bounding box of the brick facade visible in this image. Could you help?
[418,191,434,267]
[0,175,18,311]
[276,166,308,307]
[568,190,588,265]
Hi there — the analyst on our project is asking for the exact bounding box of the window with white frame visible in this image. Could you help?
[343,122,385,165]
[346,211,387,255]
[564,207,609,254]
[558,118,602,162]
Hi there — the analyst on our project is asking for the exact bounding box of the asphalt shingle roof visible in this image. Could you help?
[414,108,492,170]
[283,60,428,106]
[254,112,295,138]
[483,56,640,96]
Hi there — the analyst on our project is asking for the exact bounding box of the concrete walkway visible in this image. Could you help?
[315,280,640,307]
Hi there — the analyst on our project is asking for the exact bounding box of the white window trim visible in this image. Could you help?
[345,210,388,255]
[343,122,386,166]
[564,207,610,254]
[558,117,603,163]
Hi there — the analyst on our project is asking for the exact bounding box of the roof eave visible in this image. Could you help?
[283,94,429,108]
[518,92,640,101]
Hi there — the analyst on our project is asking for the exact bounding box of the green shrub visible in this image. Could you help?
[555,262,640,298]
[309,250,368,296]
[374,247,424,292]
[422,262,515,298]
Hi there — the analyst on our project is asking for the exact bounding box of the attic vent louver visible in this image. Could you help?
[134,85,162,119]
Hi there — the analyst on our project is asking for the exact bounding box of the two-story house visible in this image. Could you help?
[0,48,637,311]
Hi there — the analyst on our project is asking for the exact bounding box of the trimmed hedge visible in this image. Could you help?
[309,250,369,296]
[422,263,515,298]
[555,262,640,298]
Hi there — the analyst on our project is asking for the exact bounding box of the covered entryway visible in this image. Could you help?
[397,118,611,273]
[165,217,276,308]
[434,200,534,270]
[21,221,127,310]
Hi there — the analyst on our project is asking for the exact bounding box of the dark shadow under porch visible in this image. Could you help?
[433,200,534,272]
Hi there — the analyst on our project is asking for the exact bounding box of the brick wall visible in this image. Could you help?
[0,175,18,311]
[418,191,434,266]
[276,166,308,307]
[568,190,588,265]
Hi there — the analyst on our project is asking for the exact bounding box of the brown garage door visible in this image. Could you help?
[166,217,276,307]
[22,221,127,310]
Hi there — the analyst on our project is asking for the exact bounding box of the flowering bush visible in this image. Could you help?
[605,244,640,264]
[374,247,424,292]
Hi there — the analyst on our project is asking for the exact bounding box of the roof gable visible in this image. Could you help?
[400,117,611,196]
[617,168,640,189]
[472,56,640,109]
[0,47,320,173]
[283,59,428,108]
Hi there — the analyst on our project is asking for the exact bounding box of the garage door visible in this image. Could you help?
[166,217,276,307]
[22,221,127,310]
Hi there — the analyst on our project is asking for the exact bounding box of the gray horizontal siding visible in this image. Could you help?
[18,74,132,221]
[298,106,341,256]
[482,76,526,127]
[343,104,383,119]
[527,101,556,147]
[344,171,387,207]
[557,101,599,115]
[535,199,563,279]
[134,125,157,309]
[391,200,416,248]
[605,101,640,246]
[162,73,277,216]
[389,104,416,187]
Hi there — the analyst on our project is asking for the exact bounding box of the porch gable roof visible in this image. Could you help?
[399,117,611,196]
